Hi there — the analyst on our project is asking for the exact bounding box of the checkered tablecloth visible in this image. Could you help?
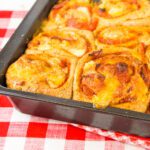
[0,1,150,150]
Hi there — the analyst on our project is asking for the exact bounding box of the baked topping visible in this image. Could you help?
[97,26,137,46]
[6,54,69,92]
[6,0,150,113]
[81,73,105,97]
[94,0,140,18]
[27,30,92,57]
[81,52,150,108]
[116,62,128,73]
[95,26,150,49]
[50,1,98,30]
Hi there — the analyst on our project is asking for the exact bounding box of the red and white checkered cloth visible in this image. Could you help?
[0,1,150,150]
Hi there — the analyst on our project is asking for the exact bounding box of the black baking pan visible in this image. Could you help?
[0,0,150,137]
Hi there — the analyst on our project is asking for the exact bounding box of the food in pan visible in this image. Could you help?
[6,53,77,99]
[47,0,98,31]
[73,50,150,112]
[95,26,150,49]
[93,0,150,27]
[49,0,150,29]
[6,0,150,113]
[26,28,95,58]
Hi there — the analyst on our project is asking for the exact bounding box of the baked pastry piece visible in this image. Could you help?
[26,28,95,58]
[47,0,98,31]
[145,46,150,67]
[122,17,150,26]
[6,53,77,99]
[95,25,150,49]
[73,49,150,112]
[93,0,150,27]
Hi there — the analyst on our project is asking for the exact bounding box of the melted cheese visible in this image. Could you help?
[108,2,135,17]
[64,6,90,23]
[6,55,68,91]
[99,0,138,17]
[76,6,91,22]
[93,76,120,108]
[101,27,136,42]
[28,30,89,57]
[83,61,97,75]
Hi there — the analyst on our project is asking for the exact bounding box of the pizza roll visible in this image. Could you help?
[47,0,98,31]
[73,50,150,112]
[6,53,77,99]
[95,26,150,49]
[26,28,95,58]
[93,0,150,27]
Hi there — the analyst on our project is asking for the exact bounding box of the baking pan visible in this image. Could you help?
[0,0,150,137]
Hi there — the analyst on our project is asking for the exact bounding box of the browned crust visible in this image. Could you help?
[6,51,77,99]
[73,48,130,102]
[26,27,95,58]
[73,48,150,112]
[73,50,93,102]
[45,52,77,99]
[111,96,150,113]
[94,0,150,28]
[94,26,150,51]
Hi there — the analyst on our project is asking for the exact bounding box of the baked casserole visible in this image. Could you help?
[6,0,150,113]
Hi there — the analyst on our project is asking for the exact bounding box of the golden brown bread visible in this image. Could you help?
[73,49,150,112]
[26,27,95,58]
[47,0,98,31]
[94,25,150,49]
[6,53,77,99]
[6,0,150,113]
[93,0,150,28]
